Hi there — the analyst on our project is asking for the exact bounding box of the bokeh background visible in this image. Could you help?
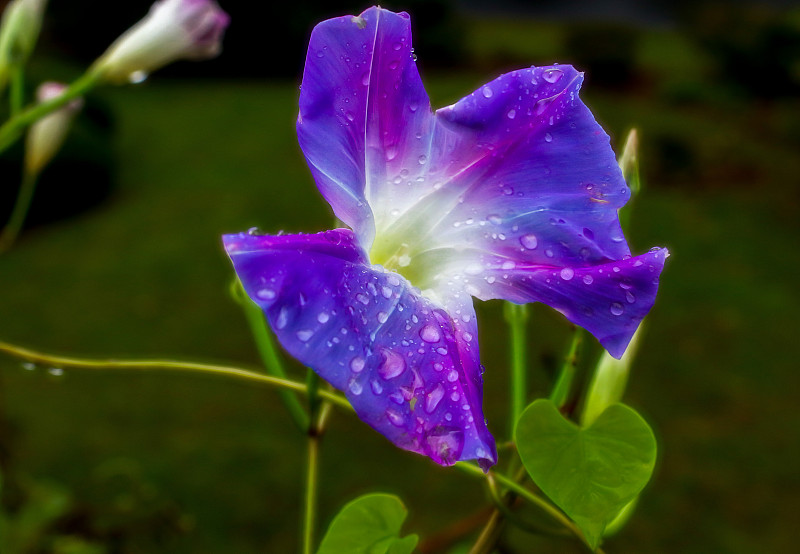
[0,0,798,552]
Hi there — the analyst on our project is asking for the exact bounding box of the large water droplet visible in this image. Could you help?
[296,329,314,342]
[560,267,575,281]
[317,312,330,324]
[610,302,625,316]
[418,154,427,165]
[507,109,516,119]
[378,349,406,379]
[419,325,441,343]
[520,234,538,249]
[425,429,464,465]
[583,274,594,285]
[356,293,370,305]
[543,68,563,83]
[482,86,493,98]
[425,384,445,413]
[350,356,365,373]
[545,132,553,143]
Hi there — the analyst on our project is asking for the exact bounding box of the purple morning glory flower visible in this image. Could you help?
[224,7,667,469]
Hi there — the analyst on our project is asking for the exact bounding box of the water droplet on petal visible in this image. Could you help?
[378,349,406,379]
[317,312,330,323]
[610,302,625,316]
[386,145,398,161]
[463,332,473,342]
[356,293,370,305]
[392,41,402,50]
[256,288,276,300]
[626,291,636,304]
[503,186,514,196]
[447,369,458,383]
[425,384,445,413]
[419,325,441,343]
[377,311,389,323]
[507,109,516,119]
[418,154,427,164]
[543,68,563,83]
[386,408,405,426]
[296,329,314,342]
[583,274,594,285]
[520,234,538,249]
[425,429,464,465]
[560,268,575,281]
[350,356,365,373]
[361,72,370,86]
[545,132,553,142]
[349,380,363,395]
[371,379,384,395]
[482,86,493,98]
[275,308,289,329]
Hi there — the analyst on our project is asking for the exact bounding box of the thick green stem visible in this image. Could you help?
[0,69,101,154]
[234,280,309,431]
[0,169,37,254]
[550,328,584,410]
[0,340,353,412]
[503,302,529,437]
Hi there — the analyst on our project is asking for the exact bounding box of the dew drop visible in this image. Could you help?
[463,332,473,342]
[350,356,365,373]
[583,274,594,285]
[378,349,406,379]
[381,286,393,299]
[482,86,493,98]
[356,293,370,305]
[487,214,502,225]
[349,381,363,395]
[610,302,625,316]
[520,234,538,249]
[361,72,370,86]
[386,145,398,161]
[545,132,553,143]
[392,41,402,51]
[543,68,563,83]
[128,70,149,84]
[418,154,427,164]
[317,312,330,324]
[371,379,384,395]
[447,369,458,383]
[425,384,445,413]
[386,409,405,426]
[377,311,389,323]
[503,186,514,196]
[296,329,314,342]
[626,291,636,304]
[275,307,289,329]
[256,288,276,300]
[560,267,575,281]
[419,325,441,343]
[507,109,516,119]
[48,367,64,376]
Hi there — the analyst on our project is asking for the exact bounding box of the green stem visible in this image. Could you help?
[0,169,37,254]
[234,280,309,431]
[503,302,529,436]
[454,462,602,553]
[550,328,583,410]
[0,340,353,412]
[303,428,320,554]
[9,63,24,116]
[0,69,101,154]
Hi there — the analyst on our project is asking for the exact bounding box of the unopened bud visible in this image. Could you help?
[25,82,83,175]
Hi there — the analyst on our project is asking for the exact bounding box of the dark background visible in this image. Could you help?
[0,0,798,552]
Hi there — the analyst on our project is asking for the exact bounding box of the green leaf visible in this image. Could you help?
[317,493,418,554]
[515,399,656,549]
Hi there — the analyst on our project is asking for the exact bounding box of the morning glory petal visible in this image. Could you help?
[223,229,496,468]
[297,7,432,250]
[424,247,668,359]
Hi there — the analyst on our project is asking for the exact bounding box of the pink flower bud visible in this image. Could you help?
[93,0,230,84]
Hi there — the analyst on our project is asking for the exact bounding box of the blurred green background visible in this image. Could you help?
[0,0,798,552]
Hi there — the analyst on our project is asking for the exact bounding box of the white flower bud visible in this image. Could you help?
[92,0,230,84]
[25,82,83,175]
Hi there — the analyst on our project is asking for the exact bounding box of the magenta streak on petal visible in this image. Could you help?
[223,229,496,468]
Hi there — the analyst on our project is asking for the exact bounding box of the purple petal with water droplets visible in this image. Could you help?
[298,7,431,249]
[223,228,496,468]
[431,248,668,359]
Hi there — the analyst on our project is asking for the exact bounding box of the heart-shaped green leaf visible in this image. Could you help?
[515,399,656,549]
[317,493,418,554]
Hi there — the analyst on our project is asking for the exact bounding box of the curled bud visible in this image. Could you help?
[92,0,230,84]
[25,82,83,175]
